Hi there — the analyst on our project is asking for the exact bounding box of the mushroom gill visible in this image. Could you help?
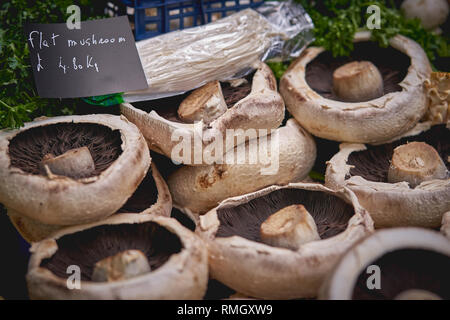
[347,124,449,184]
[8,122,122,179]
[352,248,450,300]
[305,42,409,102]
[216,188,354,242]
[40,221,181,282]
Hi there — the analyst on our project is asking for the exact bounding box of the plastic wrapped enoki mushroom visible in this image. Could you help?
[320,228,450,300]
[0,115,157,242]
[325,122,449,228]
[27,214,208,299]
[280,31,432,144]
[197,183,373,299]
[121,62,285,164]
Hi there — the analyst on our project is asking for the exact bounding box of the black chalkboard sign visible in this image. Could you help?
[24,16,148,98]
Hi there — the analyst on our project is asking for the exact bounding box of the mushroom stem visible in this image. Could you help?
[394,289,442,300]
[177,80,227,124]
[39,146,95,179]
[388,142,447,187]
[92,250,151,282]
[260,204,320,251]
[332,61,384,102]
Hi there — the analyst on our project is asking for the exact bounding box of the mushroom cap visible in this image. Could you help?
[280,31,432,144]
[0,115,150,226]
[319,228,450,300]
[8,161,172,243]
[197,182,374,299]
[167,118,317,214]
[120,62,285,165]
[325,122,449,228]
[26,214,208,299]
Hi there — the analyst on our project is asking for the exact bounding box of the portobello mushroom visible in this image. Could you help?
[423,72,449,124]
[197,183,374,299]
[320,228,450,300]
[325,122,449,228]
[0,115,151,242]
[120,62,285,165]
[280,31,432,144]
[27,214,208,299]
[168,118,316,214]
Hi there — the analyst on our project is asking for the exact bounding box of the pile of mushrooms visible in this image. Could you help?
[197,182,373,299]
[320,228,450,300]
[326,122,449,228]
[27,214,208,299]
[121,62,285,164]
[168,119,316,214]
[0,115,172,242]
[280,31,432,144]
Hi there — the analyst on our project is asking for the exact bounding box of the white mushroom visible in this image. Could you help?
[0,115,150,231]
[121,62,285,165]
[198,183,374,299]
[280,31,432,144]
[332,61,384,102]
[388,142,447,187]
[27,214,208,300]
[401,0,449,30]
[320,228,450,300]
[168,118,316,214]
[260,204,320,250]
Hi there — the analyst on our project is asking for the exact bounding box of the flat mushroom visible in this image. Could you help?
[325,122,449,228]
[120,62,285,165]
[320,228,450,300]
[197,183,374,299]
[168,118,317,214]
[27,214,208,299]
[280,31,432,144]
[0,115,151,242]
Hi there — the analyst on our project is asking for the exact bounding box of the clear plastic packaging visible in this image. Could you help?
[124,1,314,102]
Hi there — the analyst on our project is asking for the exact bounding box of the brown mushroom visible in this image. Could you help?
[0,115,151,242]
[280,31,432,144]
[326,122,449,228]
[320,228,450,300]
[197,183,373,299]
[27,214,208,299]
[120,62,285,165]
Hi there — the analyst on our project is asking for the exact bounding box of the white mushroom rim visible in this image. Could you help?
[197,182,374,299]
[26,214,208,300]
[320,228,450,300]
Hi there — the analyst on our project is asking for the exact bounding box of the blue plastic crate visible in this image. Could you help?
[121,0,264,40]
